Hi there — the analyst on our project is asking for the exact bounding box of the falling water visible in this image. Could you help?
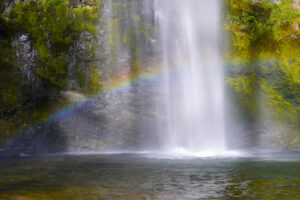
[58,0,228,153]
[155,0,226,152]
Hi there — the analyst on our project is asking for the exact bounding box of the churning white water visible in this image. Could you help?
[155,0,226,152]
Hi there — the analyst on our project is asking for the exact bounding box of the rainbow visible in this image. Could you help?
[43,62,167,125]
[34,58,192,129]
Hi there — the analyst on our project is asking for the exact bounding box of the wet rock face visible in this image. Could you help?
[0,0,157,152]
[69,0,80,7]
[13,34,39,82]
[11,33,60,109]
[12,34,53,108]
[67,31,98,90]
[3,1,14,15]
[70,0,99,7]
[1,0,24,15]
[71,31,95,62]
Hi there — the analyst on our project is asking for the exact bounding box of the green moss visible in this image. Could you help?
[84,40,90,49]
[76,64,102,94]
[75,67,86,88]
[36,54,68,88]
[6,0,100,89]
[0,0,102,141]
[91,42,96,59]
[0,43,19,113]
[107,0,155,72]
[226,0,300,147]
[33,109,50,122]
[109,18,120,64]
[87,65,101,93]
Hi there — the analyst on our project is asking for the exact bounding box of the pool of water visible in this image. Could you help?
[0,150,299,199]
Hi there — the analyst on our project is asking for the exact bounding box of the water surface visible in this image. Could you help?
[0,151,299,199]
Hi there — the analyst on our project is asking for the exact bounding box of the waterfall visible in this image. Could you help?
[62,0,228,152]
[155,0,226,152]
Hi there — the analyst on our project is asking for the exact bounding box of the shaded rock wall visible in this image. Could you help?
[0,0,103,152]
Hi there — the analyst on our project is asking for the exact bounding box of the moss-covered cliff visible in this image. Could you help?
[226,0,300,148]
[0,0,102,146]
[0,0,156,153]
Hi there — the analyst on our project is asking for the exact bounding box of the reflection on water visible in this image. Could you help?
[0,151,299,199]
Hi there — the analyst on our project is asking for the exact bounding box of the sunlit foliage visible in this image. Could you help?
[226,0,300,147]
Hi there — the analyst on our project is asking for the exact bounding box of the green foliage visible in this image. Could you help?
[226,0,300,147]
[6,0,100,88]
[0,0,101,142]
[36,54,69,87]
[87,65,101,93]
[226,0,300,60]
[76,64,101,94]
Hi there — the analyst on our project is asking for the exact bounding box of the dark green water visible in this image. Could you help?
[0,151,299,200]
